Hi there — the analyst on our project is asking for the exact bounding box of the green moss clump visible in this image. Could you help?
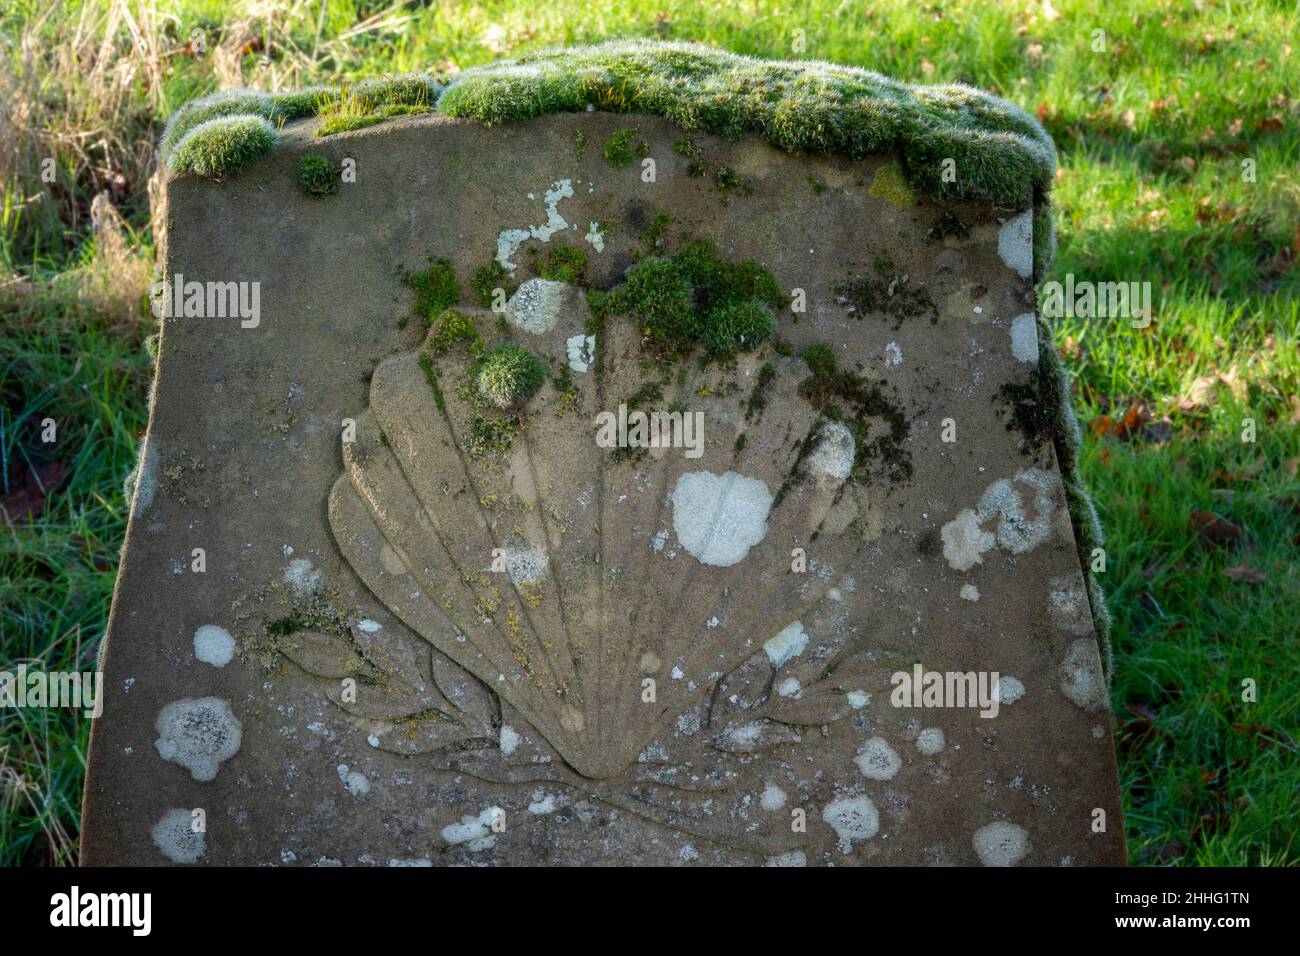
[471,261,513,310]
[704,300,775,354]
[537,244,588,284]
[801,344,837,380]
[604,127,645,166]
[604,257,695,348]
[643,210,672,252]
[314,77,439,137]
[598,238,782,359]
[475,343,547,409]
[406,258,461,322]
[169,115,277,179]
[296,154,339,197]
[835,255,937,329]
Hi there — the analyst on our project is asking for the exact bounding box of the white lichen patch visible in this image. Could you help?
[193,624,235,667]
[150,808,205,863]
[496,179,574,271]
[997,210,1033,279]
[995,675,1026,705]
[916,727,945,755]
[776,676,802,697]
[505,278,570,334]
[764,620,809,668]
[584,221,605,252]
[760,783,788,811]
[807,421,855,481]
[500,724,521,755]
[441,807,503,851]
[1058,638,1106,711]
[670,470,773,567]
[503,540,547,587]
[973,821,1031,866]
[284,558,322,598]
[765,850,807,867]
[154,697,242,782]
[566,333,596,373]
[941,468,1057,571]
[823,796,880,853]
[1010,312,1039,363]
[959,583,981,602]
[941,509,995,572]
[846,690,870,709]
[337,763,370,797]
[1048,574,1092,635]
[884,340,903,368]
[855,736,902,780]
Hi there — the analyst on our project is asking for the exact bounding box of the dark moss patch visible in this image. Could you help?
[296,154,338,197]
[605,127,648,166]
[643,210,672,253]
[744,362,777,422]
[712,164,753,203]
[835,255,937,329]
[794,347,912,487]
[405,258,461,323]
[926,211,972,243]
[471,261,514,310]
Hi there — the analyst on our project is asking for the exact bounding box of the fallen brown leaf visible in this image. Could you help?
[1223,564,1267,584]
[1190,510,1244,547]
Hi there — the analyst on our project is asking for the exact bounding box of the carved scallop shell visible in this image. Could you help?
[328,284,904,779]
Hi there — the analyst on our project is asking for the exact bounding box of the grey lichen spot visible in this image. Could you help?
[973,821,1031,866]
[1010,312,1039,363]
[150,808,205,863]
[125,435,158,515]
[916,727,945,755]
[154,696,242,782]
[807,421,855,481]
[764,620,809,667]
[566,332,596,372]
[1048,574,1092,635]
[941,468,1056,570]
[997,211,1033,279]
[854,736,902,780]
[823,796,880,853]
[995,675,1026,705]
[505,278,570,334]
[670,470,773,567]
[978,468,1055,554]
[502,539,547,587]
[1058,638,1106,711]
[765,850,807,867]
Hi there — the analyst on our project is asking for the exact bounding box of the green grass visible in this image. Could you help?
[1,0,1297,866]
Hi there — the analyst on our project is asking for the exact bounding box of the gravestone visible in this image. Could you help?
[81,42,1125,866]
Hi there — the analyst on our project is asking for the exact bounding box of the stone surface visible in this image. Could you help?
[81,108,1124,866]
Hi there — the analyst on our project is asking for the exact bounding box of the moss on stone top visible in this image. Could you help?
[162,40,1056,268]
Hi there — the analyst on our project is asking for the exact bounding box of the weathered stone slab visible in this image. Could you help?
[82,50,1123,866]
